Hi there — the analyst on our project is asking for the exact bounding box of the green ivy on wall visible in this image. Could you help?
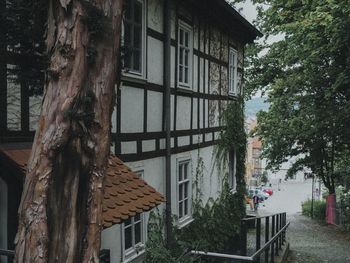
[144,99,247,263]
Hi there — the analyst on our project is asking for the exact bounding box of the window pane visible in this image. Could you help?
[133,50,141,72]
[29,94,42,131]
[185,68,188,83]
[179,48,184,65]
[135,213,141,221]
[135,222,141,244]
[185,32,189,47]
[134,26,142,49]
[184,199,188,215]
[184,163,188,179]
[179,184,183,201]
[124,217,132,227]
[184,50,189,67]
[179,163,183,181]
[125,1,132,20]
[124,226,132,250]
[179,201,183,218]
[184,182,188,198]
[134,2,142,24]
[7,65,21,131]
[180,29,183,45]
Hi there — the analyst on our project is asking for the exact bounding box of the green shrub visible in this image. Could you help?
[144,186,245,263]
[301,199,326,221]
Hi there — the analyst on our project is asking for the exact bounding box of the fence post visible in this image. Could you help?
[275,214,279,256]
[265,217,269,263]
[255,218,261,263]
[279,214,283,248]
[240,220,247,256]
[283,213,286,243]
[271,215,275,263]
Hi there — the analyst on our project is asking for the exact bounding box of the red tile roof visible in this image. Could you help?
[0,149,164,229]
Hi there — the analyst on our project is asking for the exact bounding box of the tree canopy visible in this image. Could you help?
[245,0,350,194]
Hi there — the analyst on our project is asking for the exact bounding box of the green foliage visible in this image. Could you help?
[145,99,248,262]
[3,0,47,95]
[301,199,327,221]
[145,187,245,263]
[214,98,247,194]
[336,185,350,231]
[181,186,244,255]
[241,0,350,194]
[144,210,197,263]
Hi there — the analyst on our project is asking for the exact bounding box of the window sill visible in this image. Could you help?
[178,216,194,229]
[122,247,145,263]
[176,86,193,94]
[122,71,147,83]
[178,83,192,91]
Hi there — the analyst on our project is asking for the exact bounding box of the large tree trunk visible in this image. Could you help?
[14,0,124,262]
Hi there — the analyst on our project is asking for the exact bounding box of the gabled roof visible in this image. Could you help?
[214,0,262,39]
[0,148,164,229]
[189,0,262,43]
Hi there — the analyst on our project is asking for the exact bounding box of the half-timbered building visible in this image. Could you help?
[0,0,261,262]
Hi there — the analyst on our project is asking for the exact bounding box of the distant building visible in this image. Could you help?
[245,120,264,186]
[245,119,307,187]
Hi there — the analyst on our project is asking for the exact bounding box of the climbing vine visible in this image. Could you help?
[144,99,248,262]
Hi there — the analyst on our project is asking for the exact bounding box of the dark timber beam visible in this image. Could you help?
[164,0,173,247]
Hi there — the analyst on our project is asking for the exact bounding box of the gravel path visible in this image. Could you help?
[286,214,350,263]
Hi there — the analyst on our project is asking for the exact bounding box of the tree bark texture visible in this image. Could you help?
[14,0,124,262]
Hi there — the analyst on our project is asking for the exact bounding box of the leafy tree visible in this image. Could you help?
[244,0,350,194]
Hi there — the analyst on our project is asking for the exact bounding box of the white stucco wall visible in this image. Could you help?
[120,86,144,133]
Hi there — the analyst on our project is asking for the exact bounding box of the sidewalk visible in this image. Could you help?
[286,214,350,263]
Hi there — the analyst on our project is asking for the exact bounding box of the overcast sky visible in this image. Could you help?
[235,0,258,25]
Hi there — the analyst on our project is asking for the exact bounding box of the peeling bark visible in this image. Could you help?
[14,0,124,262]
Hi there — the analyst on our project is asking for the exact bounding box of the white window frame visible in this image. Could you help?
[122,0,147,79]
[228,150,237,192]
[121,170,146,262]
[176,158,192,225]
[177,21,193,89]
[228,47,238,95]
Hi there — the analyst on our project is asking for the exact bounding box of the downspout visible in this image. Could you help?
[164,0,173,247]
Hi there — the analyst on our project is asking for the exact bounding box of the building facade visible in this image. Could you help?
[0,0,260,262]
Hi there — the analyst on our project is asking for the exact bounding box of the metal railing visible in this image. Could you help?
[191,212,289,262]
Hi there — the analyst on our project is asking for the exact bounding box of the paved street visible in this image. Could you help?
[252,180,350,263]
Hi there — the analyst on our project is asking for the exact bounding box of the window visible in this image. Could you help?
[178,22,192,88]
[177,160,191,221]
[254,158,260,166]
[229,47,238,95]
[123,214,144,261]
[122,170,145,261]
[123,0,145,75]
[228,150,237,191]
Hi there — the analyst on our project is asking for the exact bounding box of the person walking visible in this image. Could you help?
[253,193,259,212]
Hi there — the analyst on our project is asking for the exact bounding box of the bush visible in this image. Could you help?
[144,186,245,263]
[301,199,326,221]
[336,185,350,231]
